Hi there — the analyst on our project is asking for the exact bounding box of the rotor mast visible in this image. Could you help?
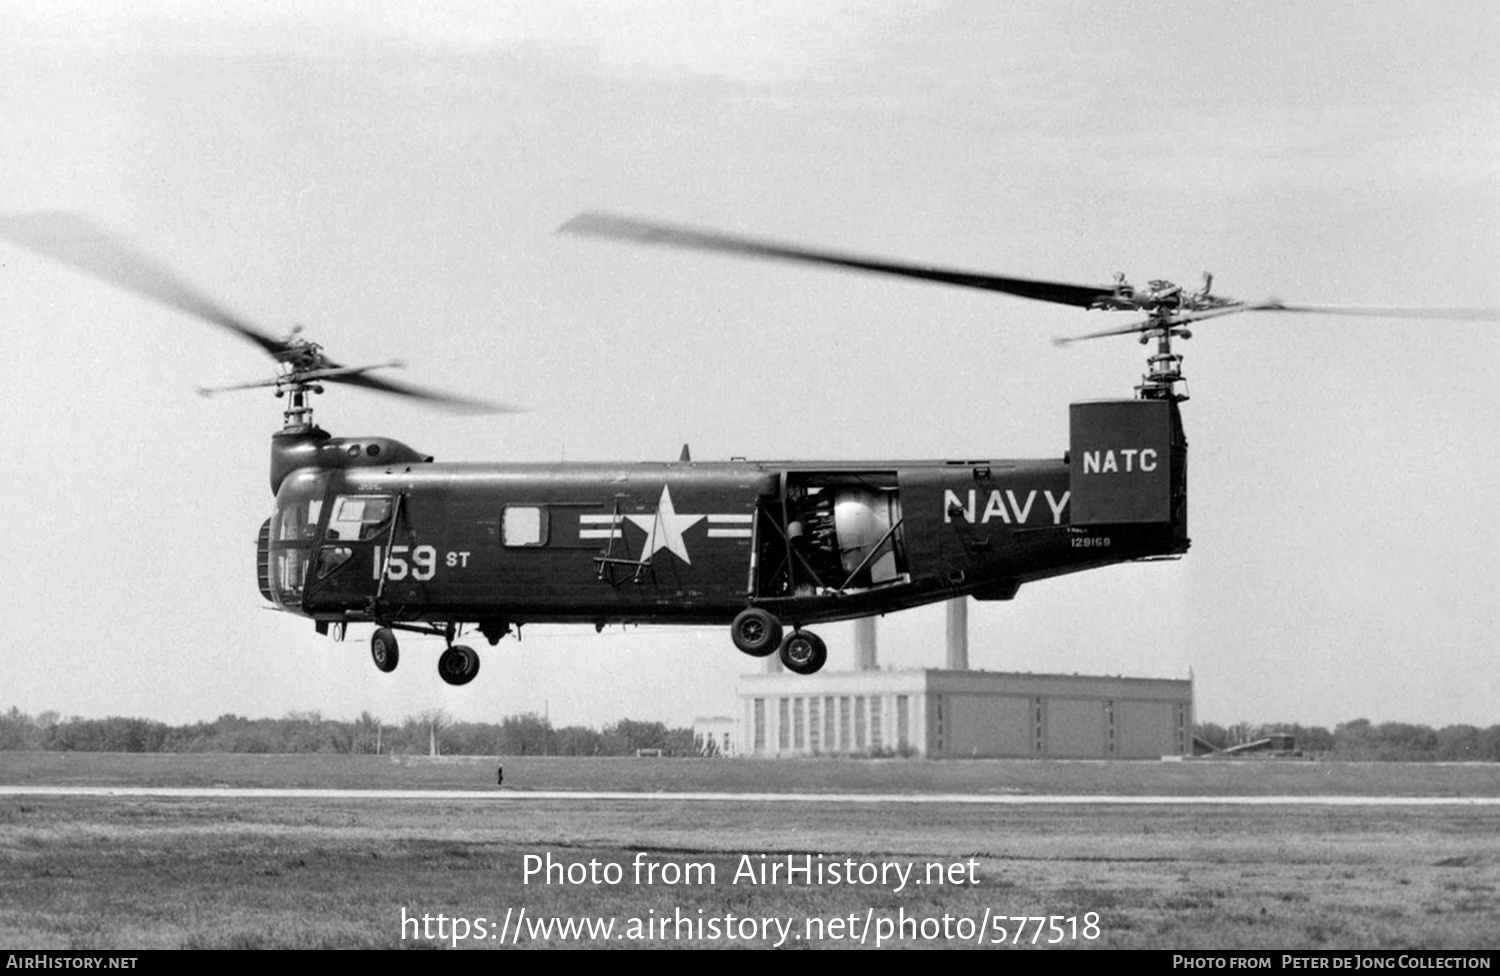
[277,374,324,431]
[1136,319,1190,402]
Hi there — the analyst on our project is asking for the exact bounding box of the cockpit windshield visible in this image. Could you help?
[269,470,331,608]
[274,470,329,542]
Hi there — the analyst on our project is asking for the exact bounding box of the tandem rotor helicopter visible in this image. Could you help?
[2,211,1492,685]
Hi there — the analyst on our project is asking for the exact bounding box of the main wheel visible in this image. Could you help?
[438,644,480,686]
[730,608,783,657]
[370,627,400,673]
[778,630,827,675]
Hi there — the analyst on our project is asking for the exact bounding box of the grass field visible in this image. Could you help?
[7,750,1500,796]
[1,753,1497,950]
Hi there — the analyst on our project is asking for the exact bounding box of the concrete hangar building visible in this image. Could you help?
[737,603,1192,759]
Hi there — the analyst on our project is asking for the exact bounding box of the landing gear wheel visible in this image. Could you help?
[370,627,399,673]
[731,608,783,657]
[438,644,480,686]
[778,630,827,675]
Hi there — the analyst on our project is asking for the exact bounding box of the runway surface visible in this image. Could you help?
[4,785,1499,805]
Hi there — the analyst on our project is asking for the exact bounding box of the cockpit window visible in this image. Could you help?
[328,495,395,541]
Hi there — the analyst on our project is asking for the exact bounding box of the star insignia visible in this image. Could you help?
[626,486,705,564]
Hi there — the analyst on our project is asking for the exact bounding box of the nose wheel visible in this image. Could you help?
[778,630,827,675]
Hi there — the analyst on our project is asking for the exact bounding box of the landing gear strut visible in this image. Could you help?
[778,630,827,675]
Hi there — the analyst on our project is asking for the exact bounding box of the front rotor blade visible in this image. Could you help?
[327,371,522,414]
[561,211,1112,308]
[196,377,283,397]
[0,211,291,358]
[299,361,405,383]
[1053,318,1156,345]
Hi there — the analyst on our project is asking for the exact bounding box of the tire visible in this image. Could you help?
[730,608,783,657]
[438,644,480,686]
[370,627,400,673]
[779,630,827,675]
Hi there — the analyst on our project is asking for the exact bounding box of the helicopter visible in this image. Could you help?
[3,211,1492,686]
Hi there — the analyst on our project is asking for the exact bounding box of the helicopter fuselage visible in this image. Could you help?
[258,397,1188,671]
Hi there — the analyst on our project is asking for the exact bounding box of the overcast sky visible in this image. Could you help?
[2,1,1496,730]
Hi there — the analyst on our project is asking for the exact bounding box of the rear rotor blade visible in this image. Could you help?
[1053,306,1255,345]
[0,211,292,358]
[1244,302,1500,321]
[561,211,1113,308]
[1055,300,1500,345]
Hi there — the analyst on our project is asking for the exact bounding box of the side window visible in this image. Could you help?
[502,506,548,547]
[328,495,394,542]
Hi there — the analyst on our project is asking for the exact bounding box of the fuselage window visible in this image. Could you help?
[502,506,548,547]
[327,495,394,542]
